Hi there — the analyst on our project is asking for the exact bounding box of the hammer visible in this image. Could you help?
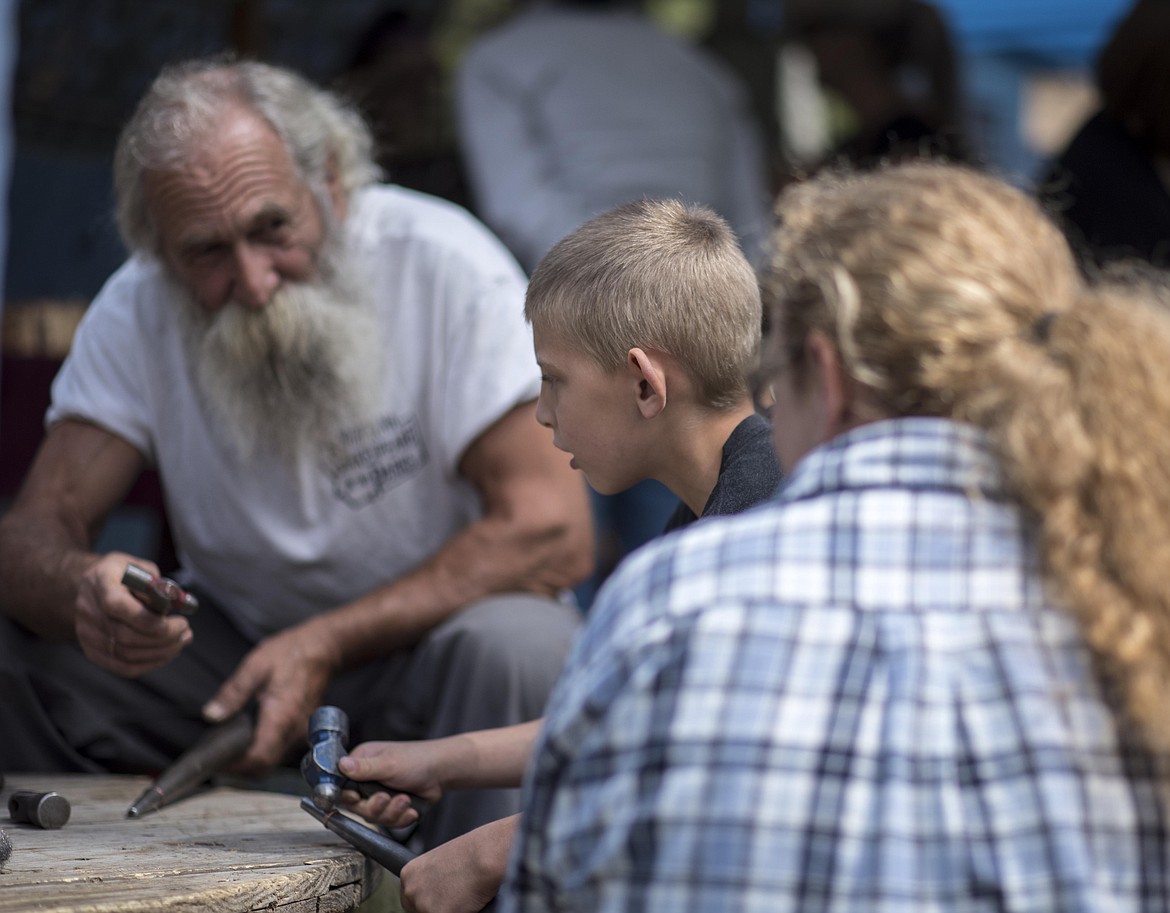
[122,563,199,616]
[300,705,429,817]
[8,791,71,829]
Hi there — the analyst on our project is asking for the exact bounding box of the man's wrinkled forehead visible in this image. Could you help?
[145,112,292,206]
[143,113,311,248]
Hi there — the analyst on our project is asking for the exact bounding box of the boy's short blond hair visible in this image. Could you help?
[525,198,762,408]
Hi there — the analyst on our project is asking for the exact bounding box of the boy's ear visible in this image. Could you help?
[627,347,667,419]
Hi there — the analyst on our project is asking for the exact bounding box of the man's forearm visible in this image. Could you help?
[306,506,591,672]
[0,510,97,638]
[0,421,146,639]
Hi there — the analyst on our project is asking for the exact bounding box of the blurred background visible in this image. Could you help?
[0,0,1139,569]
[1,0,1131,311]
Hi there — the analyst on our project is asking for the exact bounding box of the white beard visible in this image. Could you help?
[177,251,383,468]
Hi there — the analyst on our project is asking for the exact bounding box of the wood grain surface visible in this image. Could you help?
[0,773,382,912]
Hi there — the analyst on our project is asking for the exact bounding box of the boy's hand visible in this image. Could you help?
[399,816,515,913]
[339,740,447,828]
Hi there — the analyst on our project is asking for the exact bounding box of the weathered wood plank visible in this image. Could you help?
[0,773,380,912]
[318,882,364,913]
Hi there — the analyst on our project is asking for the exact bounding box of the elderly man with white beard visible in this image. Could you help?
[0,59,594,849]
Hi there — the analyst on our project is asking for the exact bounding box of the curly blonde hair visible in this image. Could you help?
[764,161,1170,751]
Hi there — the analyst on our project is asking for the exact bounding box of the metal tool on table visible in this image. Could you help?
[300,705,428,817]
[300,799,497,911]
[300,797,415,874]
[8,790,71,829]
[126,711,254,818]
[122,563,199,616]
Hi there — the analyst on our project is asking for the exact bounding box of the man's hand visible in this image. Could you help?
[398,816,516,913]
[76,552,192,677]
[202,622,341,774]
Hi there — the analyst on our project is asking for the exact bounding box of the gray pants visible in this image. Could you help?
[0,592,580,848]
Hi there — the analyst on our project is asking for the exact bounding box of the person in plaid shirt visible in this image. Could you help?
[503,162,1170,912]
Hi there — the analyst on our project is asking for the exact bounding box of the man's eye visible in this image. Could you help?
[187,243,226,263]
[254,217,290,242]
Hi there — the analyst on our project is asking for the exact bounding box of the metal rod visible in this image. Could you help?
[126,712,253,818]
[300,797,416,876]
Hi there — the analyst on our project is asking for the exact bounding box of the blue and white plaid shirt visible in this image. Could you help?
[503,417,1170,913]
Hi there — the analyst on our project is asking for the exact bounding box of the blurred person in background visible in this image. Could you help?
[334,7,472,209]
[1037,0,1170,270]
[782,0,970,171]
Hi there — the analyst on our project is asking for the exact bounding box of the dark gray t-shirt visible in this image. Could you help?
[663,413,781,532]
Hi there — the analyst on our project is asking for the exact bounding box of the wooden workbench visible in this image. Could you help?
[0,773,382,912]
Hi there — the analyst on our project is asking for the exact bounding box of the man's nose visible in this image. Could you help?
[231,244,279,309]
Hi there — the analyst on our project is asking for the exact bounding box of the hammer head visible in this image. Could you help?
[301,705,350,811]
[8,791,70,829]
[122,563,199,616]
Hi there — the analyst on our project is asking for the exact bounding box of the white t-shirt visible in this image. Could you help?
[49,185,539,637]
[455,5,773,271]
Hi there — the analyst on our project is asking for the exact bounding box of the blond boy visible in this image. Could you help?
[339,199,780,913]
[529,197,778,526]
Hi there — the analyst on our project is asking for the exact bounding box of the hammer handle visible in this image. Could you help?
[348,778,430,818]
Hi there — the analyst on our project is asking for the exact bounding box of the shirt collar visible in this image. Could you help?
[778,416,1007,504]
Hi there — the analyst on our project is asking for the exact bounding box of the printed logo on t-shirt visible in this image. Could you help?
[322,413,430,508]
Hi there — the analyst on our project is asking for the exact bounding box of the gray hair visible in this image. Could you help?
[114,58,380,254]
